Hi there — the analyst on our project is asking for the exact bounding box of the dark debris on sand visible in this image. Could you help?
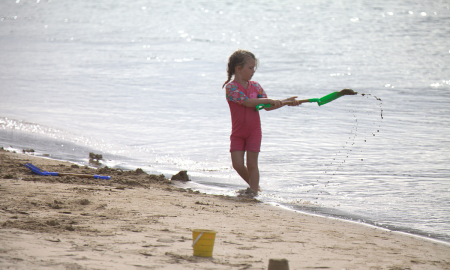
[0,148,171,190]
[0,149,259,204]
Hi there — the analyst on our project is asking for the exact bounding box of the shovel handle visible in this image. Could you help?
[57,173,111,180]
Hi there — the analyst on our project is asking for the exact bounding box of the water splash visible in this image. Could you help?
[319,92,384,186]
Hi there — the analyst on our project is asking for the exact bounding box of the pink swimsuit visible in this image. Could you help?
[225,80,268,153]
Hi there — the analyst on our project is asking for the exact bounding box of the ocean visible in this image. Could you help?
[1,0,449,243]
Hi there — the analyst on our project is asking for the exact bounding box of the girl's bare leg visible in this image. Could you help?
[231,151,260,192]
[246,151,260,192]
[231,151,250,186]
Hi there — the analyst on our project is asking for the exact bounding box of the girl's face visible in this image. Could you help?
[237,58,256,81]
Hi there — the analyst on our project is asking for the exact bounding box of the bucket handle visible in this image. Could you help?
[192,232,204,247]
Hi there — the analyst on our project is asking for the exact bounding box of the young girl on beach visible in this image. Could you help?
[223,49,301,193]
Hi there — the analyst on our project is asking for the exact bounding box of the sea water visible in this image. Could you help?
[1,0,449,243]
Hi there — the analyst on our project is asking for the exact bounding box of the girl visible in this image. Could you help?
[223,49,301,194]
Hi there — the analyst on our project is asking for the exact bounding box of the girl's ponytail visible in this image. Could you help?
[222,61,234,88]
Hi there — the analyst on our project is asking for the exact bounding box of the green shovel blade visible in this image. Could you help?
[317,92,343,106]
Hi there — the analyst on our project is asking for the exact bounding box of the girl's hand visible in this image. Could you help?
[284,96,301,106]
[270,99,283,108]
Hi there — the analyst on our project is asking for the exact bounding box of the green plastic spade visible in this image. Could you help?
[255,89,357,111]
[316,89,357,105]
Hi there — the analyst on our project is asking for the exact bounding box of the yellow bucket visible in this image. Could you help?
[192,229,217,257]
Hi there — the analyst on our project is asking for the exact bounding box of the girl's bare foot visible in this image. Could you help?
[237,188,258,197]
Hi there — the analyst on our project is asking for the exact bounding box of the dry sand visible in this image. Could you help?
[0,150,449,270]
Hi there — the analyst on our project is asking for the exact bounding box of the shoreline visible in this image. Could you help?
[273,202,450,248]
[279,202,450,246]
[1,150,449,269]
[3,140,450,245]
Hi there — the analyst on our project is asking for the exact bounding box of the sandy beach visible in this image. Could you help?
[0,149,449,270]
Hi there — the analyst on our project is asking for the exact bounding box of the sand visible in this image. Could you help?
[0,150,449,270]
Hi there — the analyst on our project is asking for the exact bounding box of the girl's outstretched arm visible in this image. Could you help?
[264,96,302,111]
[242,98,283,108]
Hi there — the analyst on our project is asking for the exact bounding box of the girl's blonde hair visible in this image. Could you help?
[222,49,258,88]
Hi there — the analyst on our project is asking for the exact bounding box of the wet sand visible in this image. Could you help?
[0,150,449,269]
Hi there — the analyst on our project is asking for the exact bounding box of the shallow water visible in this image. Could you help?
[1,0,449,242]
